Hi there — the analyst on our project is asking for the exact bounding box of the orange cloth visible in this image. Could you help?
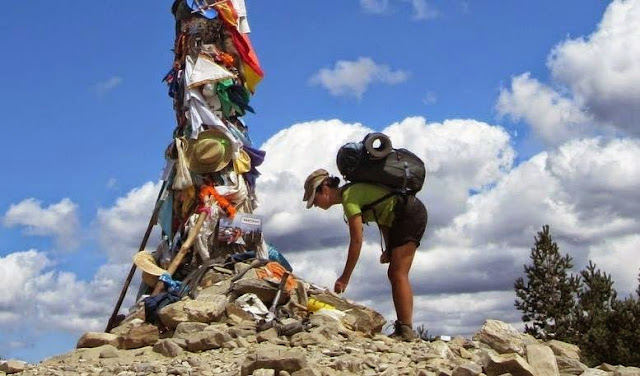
[213,0,238,28]
[255,262,297,293]
[198,185,236,218]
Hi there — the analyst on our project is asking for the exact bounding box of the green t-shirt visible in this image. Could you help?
[341,183,397,227]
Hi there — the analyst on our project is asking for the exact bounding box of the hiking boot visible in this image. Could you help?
[389,321,418,342]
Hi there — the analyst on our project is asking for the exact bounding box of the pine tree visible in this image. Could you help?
[573,261,617,366]
[607,296,640,366]
[514,225,580,340]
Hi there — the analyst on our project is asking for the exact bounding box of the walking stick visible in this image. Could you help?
[104,181,167,332]
[151,211,207,295]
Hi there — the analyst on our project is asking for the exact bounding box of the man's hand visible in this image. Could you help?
[334,274,350,294]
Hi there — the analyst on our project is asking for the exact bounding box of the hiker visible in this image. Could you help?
[303,169,427,341]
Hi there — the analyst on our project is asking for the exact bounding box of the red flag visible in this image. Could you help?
[229,27,264,92]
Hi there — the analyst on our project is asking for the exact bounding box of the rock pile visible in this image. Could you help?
[5,318,640,375]
[4,264,640,376]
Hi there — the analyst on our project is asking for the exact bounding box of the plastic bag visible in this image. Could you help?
[172,137,193,190]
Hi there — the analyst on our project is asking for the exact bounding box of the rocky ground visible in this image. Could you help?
[3,260,640,376]
[4,319,640,376]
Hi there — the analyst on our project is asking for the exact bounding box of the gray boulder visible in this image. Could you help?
[547,340,581,361]
[76,332,120,349]
[526,344,559,376]
[483,352,536,376]
[241,347,308,376]
[184,329,228,352]
[0,360,26,374]
[556,355,589,375]
[158,295,227,329]
[474,320,526,356]
[153,339,184,357]
[118,322,159,350]
[614,367,640,376]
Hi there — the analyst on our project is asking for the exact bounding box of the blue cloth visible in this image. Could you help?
[158,190,174,241]
[186,0,218,19]
[144,292,181,325]
[243,145,266,189]
[159,273,183,294]
[267,244,293,272]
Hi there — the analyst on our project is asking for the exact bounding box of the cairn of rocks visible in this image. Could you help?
[5,318,640,375]
[4,260,640,376]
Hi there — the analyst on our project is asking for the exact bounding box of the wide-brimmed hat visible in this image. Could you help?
[186,129,233,174]
[133,252,167,287]
[302,169,329,209]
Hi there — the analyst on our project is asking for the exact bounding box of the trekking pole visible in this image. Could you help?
[266,271,290,322]
[104,181,167,332]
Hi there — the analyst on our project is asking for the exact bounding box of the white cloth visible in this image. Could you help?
[183,56,241,159]
[216,171,249,207]
[186,205,221,262]
[232,0,251,33]
[188,54,235,88]
[235,293,269,319]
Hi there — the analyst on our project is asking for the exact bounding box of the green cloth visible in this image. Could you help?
[216,79,236,119]
[216,79,252,119]
[341,183,397,227]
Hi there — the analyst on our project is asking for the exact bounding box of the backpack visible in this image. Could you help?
[336,133,426,252]
[337,132,426,195]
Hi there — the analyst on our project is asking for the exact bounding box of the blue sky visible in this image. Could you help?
[2,0,640,363]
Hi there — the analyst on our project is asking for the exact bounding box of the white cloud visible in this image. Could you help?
[406,0,438,20]
[547,137,640,221]
[496,73,593,146]
[413,291,522,337]
[3,198,80,250]
[498,0,640,142]
[422,91,437,105]
[360,0,438,20]
[0,250,52,311]
[360,0,389,13]
[95,181,161,263]
[0,249,133,355]
[588,234,640,295]
[438,137,640,245]
[107,178,118,189]
[381,117,515,230]
[310,57,409,99]
[548,0,640,134]
[93,76,123,96]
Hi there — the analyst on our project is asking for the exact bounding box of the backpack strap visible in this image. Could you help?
[360,191,397,214]
[360,190,403,254]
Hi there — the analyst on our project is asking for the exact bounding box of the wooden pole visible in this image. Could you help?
[104,181,167,332]
[151,211,208,296]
